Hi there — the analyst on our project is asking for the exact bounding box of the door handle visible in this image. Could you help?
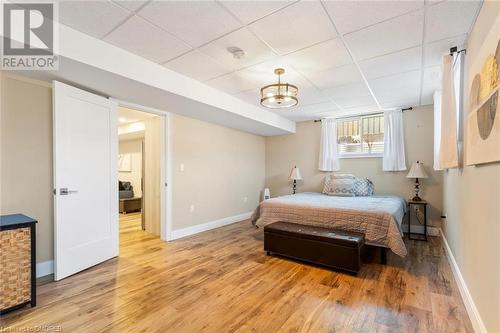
[60,188,78,195]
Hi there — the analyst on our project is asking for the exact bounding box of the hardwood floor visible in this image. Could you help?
[1,215,472,332]
[119,212,143,233]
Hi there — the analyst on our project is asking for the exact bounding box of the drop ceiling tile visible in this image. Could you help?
[341,105,380,116]
[270,101,340,121]
[263,66,330,105]
[207,58,320,104]
[163,50,232,81]
[199,28,277,71]
[285,38,352,73]
[421,66,441,105]
[326,82,376,108]
[344,10,424,61]
[312,110,344,119]
[380,98,419,109]
[323,0,423,35]
[304,63,363,90]
[425,0,481,43]
[104,15,192,63]
[233,78,329,110]
[335,95,377,109]
[138,1,242,47]
[233,93,339,121]
[359,46,422,79]
[220,1,294,24]
[205,71,261,94]
[238,58,300,85]
[249,1,337,55]
[298,101,339,114]
[369,70,421,103]
[113,1,148,12]
[424,34,467,67]
[58,1,132,39]
[299,85,331,106]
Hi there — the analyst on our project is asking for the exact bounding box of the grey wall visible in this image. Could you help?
[441,1,500,331]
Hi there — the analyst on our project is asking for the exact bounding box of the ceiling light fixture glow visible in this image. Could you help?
[260,68,298,109]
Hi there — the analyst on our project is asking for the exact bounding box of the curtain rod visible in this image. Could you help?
[449,46,466,56]
[313,107,412,122]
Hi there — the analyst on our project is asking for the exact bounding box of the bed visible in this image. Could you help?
[251,192,408,257]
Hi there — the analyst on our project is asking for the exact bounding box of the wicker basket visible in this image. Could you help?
[0,227,32,311]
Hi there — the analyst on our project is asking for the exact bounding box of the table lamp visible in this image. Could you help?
[406,161,428,201]
[289,166,302,194]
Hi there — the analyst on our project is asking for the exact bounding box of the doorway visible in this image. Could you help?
[53,81,172,280]
[117,106,162,239]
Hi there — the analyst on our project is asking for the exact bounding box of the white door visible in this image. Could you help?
[53,81,118,281]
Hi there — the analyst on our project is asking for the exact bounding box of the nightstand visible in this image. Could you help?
[407,200,427,241]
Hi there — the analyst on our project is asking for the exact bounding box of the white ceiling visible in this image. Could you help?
[57,0,482,121]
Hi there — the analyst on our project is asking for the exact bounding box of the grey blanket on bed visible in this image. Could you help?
[251,192,408,257]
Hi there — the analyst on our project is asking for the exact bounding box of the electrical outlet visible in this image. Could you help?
[243,196,248,203]
[189,204,195,213]
[180,163,185,172]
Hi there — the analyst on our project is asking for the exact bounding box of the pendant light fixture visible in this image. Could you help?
[260,68,298,109]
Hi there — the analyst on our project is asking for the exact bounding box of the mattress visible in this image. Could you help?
[251,192,408,257]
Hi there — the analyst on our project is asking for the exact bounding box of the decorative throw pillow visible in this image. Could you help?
[324,178,355,197]
[323,173,356,195]
[353,178,374,196]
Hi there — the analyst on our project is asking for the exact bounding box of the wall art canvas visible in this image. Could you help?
[466,38,500,165]
[118,154,132,172]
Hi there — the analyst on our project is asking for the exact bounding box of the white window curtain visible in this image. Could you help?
[318,118,340,172]
[433,90,443,170]
[453,51,465,165]
[383,110,407,171]
[438,54,459,169]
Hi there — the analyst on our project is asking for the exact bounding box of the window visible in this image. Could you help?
[337,113,384,158]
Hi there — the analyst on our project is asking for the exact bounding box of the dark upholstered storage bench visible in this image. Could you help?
[264,222,365,274]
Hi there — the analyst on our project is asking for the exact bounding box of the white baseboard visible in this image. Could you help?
[170,211,252,240]
[36,260,54,278]
[440,229,486,333]
[401,224,440,236]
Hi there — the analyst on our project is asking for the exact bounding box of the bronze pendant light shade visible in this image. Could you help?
[260,68,299,109]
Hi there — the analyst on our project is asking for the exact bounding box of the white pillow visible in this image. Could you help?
[323,173,355,195]
[323,177,355,196]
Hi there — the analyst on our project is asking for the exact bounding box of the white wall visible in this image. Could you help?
[118,139,142,197]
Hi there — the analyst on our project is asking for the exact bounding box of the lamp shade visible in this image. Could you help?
[289,166,302,181]
[406,161,428,179]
